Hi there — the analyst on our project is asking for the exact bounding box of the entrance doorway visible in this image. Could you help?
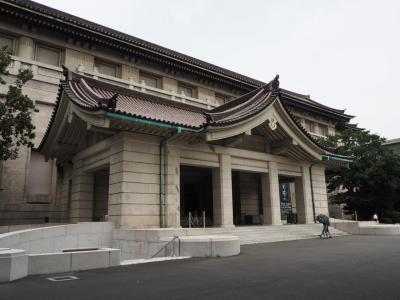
[232,171,263,226]
[180,166,213,227]
[92,168,109,221]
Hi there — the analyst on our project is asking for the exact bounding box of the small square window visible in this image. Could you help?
[304,120,313,132]
[95,59,118,77]
[178,83,196,98]
[35,44,60,66]
[319,124,328,136]
[0,34,14,52]
[139,71,162,89]
[215,93,230,105]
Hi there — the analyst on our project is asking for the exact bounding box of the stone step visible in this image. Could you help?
[208,224,348,245]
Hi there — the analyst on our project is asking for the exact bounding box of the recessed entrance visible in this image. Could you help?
[92,168,109,222]
[180,166,213,227]
[232,171,263,226]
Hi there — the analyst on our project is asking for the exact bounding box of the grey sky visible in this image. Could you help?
[36,0,400,139]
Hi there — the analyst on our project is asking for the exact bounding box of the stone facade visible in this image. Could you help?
[0,1,351,227]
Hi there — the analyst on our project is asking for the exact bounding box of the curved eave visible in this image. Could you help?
[206,97,328,161]
[280,94,354,122]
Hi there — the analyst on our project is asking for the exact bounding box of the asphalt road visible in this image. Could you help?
[2,235,400,300]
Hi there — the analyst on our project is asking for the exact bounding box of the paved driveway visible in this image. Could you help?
[1,235,400,300]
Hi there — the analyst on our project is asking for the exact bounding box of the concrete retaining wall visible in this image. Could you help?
[332,221,400,235]
[0,222,113,254]
[112,228,240,259]
[28,248,120,275]
[0,223,67,234]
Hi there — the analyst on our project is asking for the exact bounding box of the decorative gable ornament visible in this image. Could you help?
[268,117,278,131]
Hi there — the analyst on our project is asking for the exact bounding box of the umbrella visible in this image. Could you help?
[316,214,329,224]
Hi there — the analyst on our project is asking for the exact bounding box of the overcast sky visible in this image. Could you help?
[36,0,400,139]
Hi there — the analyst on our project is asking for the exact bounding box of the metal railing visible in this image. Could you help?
[151,236,180,258]
[188,211,206,228]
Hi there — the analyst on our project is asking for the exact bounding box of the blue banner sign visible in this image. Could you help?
[280,183,292,213]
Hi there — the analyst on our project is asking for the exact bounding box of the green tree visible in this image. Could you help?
[0,46,37,160]
[325,128,400,222]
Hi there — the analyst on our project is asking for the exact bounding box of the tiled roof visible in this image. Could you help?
[64,71,207,129]
[39,70,343,156]
[3,0,263,87]
[1,0,354,119]
[205,76,280,126]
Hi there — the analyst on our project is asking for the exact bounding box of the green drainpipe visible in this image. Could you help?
[105,112,203,228]
[309,162,318,222]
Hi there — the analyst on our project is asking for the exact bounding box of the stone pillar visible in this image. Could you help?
[311,164,329,216]
[165,145,180,227]
[70,160,94,223]
[108,134,160,228]
[16,36,34,60]
[295,165,314,224]
[212,154,234,227]
[261,161,281,225]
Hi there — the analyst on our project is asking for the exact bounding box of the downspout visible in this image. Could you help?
[309,162,318,222]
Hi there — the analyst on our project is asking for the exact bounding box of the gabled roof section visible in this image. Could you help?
[62,69,206,128]
[205,75,280,126]
[38,70,349,163]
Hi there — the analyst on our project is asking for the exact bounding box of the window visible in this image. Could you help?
[94,59,118,77]
[35,44,60,66]
[318,124,328,136]
[304,119,312,132]
[139,71,162,89]
[0,34,14,52]
[178,83,197,98]
[215,93,230,105]
[27,152,54,203]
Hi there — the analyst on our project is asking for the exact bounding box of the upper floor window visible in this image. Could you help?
[35,44,60,66]
[94,59,118,77]
[215,93,230,105]
[318,124,328,136]
[0,34,14,53]
[178,82,197,98]
[139,71,162,89]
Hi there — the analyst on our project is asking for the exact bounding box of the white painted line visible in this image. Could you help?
[121,256,191,266]
[47,276,79,282]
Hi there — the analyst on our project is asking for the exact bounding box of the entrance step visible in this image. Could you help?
[209,224,348,245]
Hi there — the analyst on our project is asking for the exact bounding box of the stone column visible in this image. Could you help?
[16,36,34,60]
[108,134,161,228]
[212,154,234,227]
[70,160,94,223]
[295,165,314,224]
[261,161,281,225]
[165,145,180,227]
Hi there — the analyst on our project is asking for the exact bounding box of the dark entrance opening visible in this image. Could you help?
[279,176,297,224]
[232,171,263,226]
[180,166,213,227]
[92,168,109,222]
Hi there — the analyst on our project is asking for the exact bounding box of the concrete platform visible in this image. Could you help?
[332,221,400,235]
[28,248,121,275]
[178,235,240,257]
[0,248,28,282]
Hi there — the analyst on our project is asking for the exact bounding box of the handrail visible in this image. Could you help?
[151,236,180,258]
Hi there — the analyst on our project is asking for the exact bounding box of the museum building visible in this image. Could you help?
[0,0,353,227]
